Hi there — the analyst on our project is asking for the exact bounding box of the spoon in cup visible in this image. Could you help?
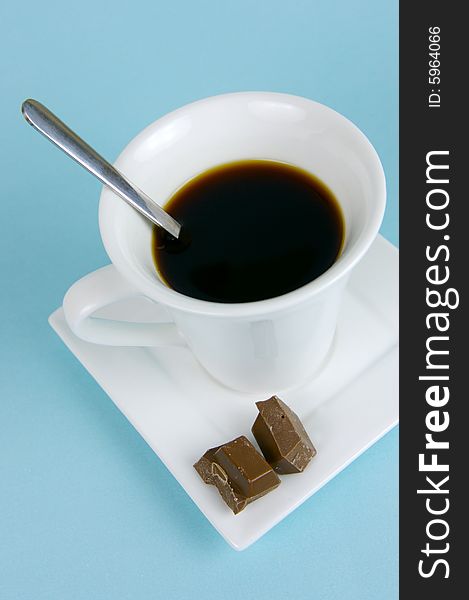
[21,99,181,240]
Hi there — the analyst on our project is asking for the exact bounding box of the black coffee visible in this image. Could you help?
[152,160,344,303]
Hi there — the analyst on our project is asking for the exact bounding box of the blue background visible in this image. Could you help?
[0,1,398,598]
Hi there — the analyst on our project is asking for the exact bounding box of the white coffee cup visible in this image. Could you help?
[63,92,385,393]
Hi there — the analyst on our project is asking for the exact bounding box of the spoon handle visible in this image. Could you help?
[22,99,181,239]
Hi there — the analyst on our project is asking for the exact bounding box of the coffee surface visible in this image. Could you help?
[152,160,344,303]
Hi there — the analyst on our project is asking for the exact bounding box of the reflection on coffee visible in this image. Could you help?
[152,160,344,303]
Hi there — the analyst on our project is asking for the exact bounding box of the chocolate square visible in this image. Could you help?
[194,435,280,514]
[251,396,317,474]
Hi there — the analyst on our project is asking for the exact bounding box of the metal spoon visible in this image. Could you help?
[21,99,181,239]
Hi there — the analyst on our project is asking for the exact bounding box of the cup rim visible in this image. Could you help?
[99,91,386,317]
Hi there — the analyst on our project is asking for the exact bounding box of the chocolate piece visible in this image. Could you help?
[252,396,317,474]
[194,436,280,514]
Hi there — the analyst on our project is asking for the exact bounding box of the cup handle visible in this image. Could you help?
[63,265,186,347]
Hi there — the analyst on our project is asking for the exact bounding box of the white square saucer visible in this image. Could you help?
[49,235,398,550]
